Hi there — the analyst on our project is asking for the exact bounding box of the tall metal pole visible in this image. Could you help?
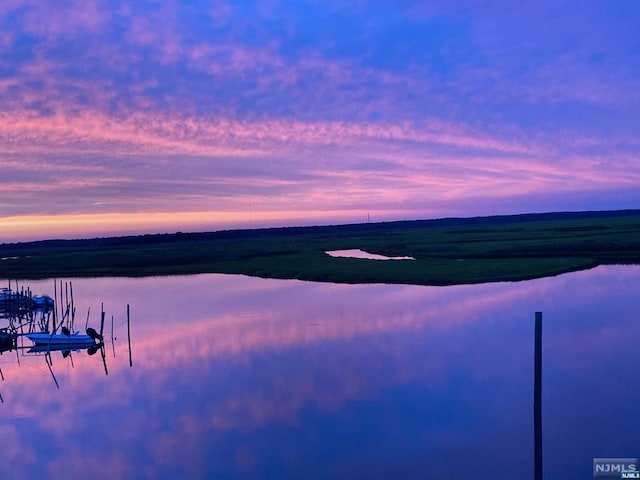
[534,311,543,480]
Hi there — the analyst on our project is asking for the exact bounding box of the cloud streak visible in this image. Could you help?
[0,0,638,240]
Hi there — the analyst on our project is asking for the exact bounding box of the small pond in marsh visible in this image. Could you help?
[1,265,639,479]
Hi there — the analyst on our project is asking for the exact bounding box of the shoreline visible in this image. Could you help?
[1,209,639,286]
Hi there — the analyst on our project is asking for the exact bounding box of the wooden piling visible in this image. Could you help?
[64,282,69,322]
[100,303,105,338]
[53,280,58,332]
[59,280,63,326]
[70,281,75,331]
[127,304,132,367]
[100,304,108,375]
[534,311,543,480]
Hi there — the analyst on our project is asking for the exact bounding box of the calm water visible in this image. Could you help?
[1,266,639,479]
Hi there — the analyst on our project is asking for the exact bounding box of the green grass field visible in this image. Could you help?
[1,210,640,286]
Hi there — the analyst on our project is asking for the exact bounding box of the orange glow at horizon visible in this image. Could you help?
[0,209,402,242]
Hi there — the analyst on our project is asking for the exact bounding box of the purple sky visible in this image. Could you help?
[1,0,639,241]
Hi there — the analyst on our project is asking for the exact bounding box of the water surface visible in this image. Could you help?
[1,266,639,479]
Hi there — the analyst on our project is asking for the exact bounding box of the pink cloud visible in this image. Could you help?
[125,3,186,64]
[0,1,637,241]
[208,3,233,28]
[2,0,108,39]
[1,102,637,240]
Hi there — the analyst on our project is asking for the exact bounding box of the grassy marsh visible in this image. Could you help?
[1,210,639,286]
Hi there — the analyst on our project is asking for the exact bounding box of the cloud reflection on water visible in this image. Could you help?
[0,266,638,478]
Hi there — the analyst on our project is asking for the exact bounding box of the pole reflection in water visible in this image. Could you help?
[0,266,638,479]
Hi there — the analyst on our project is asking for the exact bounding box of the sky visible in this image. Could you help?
[0,0,639,242]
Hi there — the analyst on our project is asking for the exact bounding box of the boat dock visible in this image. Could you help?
[1,282,56,352]
[0,280,133,400]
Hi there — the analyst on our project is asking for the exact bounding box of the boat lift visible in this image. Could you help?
[0,280,132,397]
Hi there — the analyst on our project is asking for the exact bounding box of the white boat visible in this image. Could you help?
[26,332,95,346]
[27,343,97,354]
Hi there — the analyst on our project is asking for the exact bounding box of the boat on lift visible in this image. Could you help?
[26,331,96,347]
